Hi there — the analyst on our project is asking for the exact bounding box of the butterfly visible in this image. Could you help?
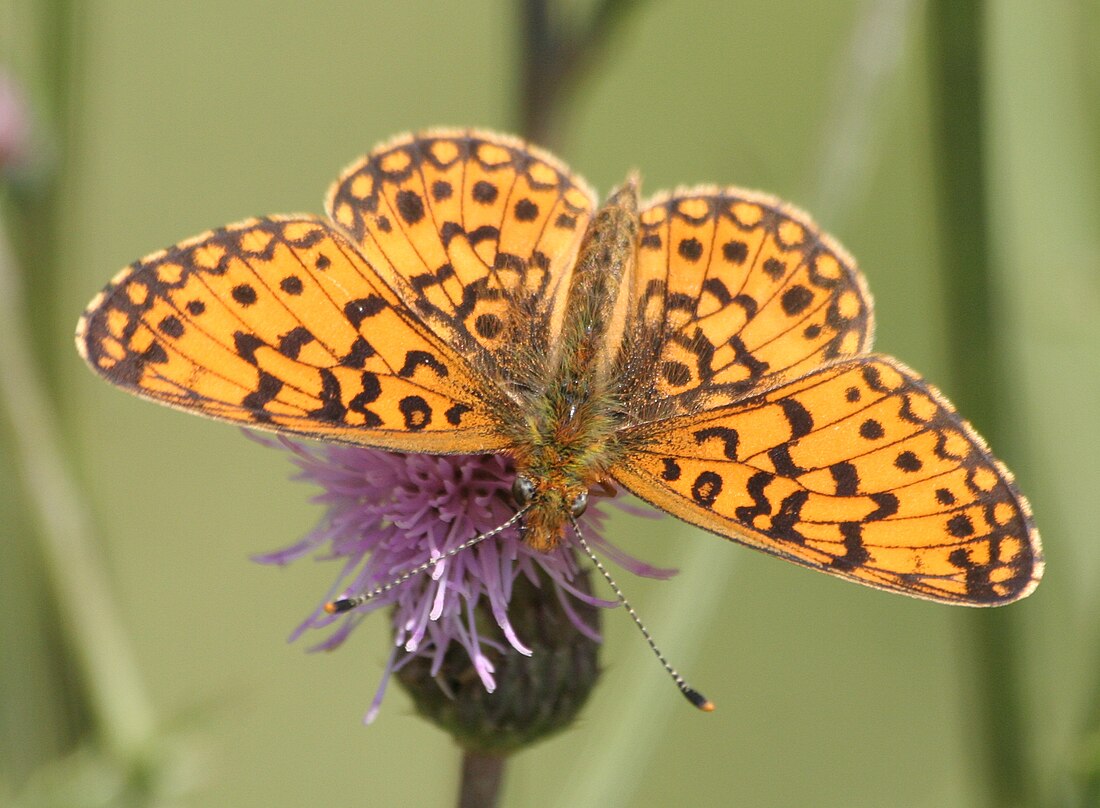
[77,128,1042,608]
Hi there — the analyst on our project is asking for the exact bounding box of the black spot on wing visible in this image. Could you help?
[232,284,257,307]
[399,395,432,430]
[280,275,303,295]
[396,190,425,225]
[493,252,525,274]
[865,492,899,521]
[468,225,500,246]
[735,471,773,523]
[859,419,885,440]
[702,277,732,306]
[661,361,691,386]
[440,221,464,247]
[780,398,814,439]
[555,213,577,230]
[277,326,314,360]
[780,285,813,316]
[141,342,168,366]
[861,363,890,393]
[693,426,740,460]
[894,450,922,472]
[769,491,809,543]
[666,292,695,312]
[444,403,471,426]
[691,471,722,508]
[309,369,348,423]
[514,199,539,221]
[722,240,748,264]
[947,514,975,537]
[349,371,382,415]
[728,335,769,380]
[398,350,448,379]
[732,294,758,320]
[339,336,375,368]
[158,315,184,338]
[763,258,785,279]
[768,445,805,477]
[472,181,498,204]
[830,523,870,570]
[475,313,504,339]
[411,263,455,292]
[678,237,703,261]
[241,371,283,422]
[344,295,387,328]
[233,331,265,365]
[829,462,859,496]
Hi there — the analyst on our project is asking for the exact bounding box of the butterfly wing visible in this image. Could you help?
[77,215,517,453]
[611,356,1042,604]
[617,189,873,423]
[327,129,597,385]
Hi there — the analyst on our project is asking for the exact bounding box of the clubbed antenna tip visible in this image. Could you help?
[324,598,356,614]
[684,687,715,712]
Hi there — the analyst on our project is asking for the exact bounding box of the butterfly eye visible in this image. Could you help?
[569,490,589,517]
[512,475,537,506]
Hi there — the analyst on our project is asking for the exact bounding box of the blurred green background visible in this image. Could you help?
[2,1,1098,806]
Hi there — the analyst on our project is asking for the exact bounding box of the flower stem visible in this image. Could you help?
[517,0,643,147]
[925,3,1037,806]
[458,749,507,808]
[7,0,85,386]
[0,203,157,760]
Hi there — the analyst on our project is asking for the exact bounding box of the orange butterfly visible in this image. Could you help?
[77,129,1042,609]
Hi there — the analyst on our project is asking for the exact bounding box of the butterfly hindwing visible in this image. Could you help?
[327,130,597,385]
[617,189,873,423]
[77,215,516,453]
[611,356,1041,604]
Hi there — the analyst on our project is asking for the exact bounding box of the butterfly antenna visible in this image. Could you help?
[569,515,714,712]
[325,506,531,614]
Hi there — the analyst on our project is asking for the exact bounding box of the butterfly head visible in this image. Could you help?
[512,474,589,552]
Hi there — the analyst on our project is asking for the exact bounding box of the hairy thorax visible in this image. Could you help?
[512,390,622,550]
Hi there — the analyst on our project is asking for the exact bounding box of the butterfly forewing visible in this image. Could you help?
[617,190,873,424]
[611,356,1041,604]
[326,130,597,385]
[77,215,515,453]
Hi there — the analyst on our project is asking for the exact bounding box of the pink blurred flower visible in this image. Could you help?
[0,71,31,172]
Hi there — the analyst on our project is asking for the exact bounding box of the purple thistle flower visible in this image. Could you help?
[251,435,674,724]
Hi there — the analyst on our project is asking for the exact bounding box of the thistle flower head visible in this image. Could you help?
[252,436,673,731]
